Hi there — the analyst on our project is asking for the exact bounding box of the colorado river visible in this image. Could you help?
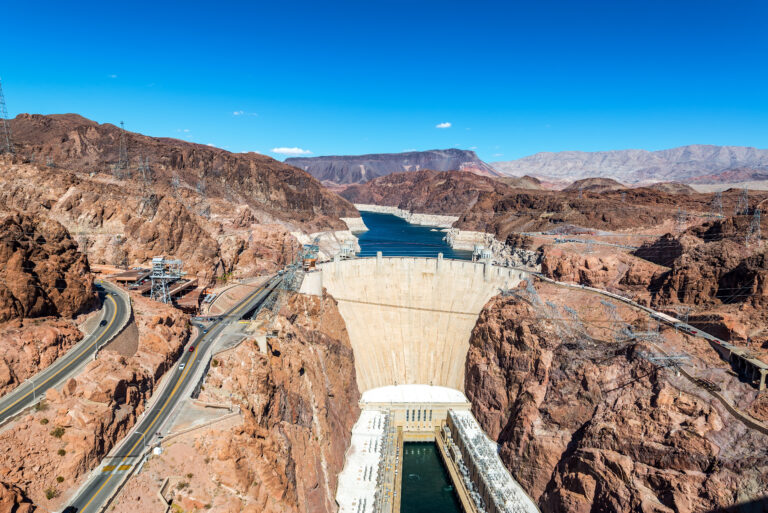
[356,211,472,259]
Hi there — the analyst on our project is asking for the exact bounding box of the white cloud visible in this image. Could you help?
[435,122,452,129]
[469,146,477,150]
[233,110,258,116]
[109,74,118,79]
[493,153,504,157]
[271,147,312,156]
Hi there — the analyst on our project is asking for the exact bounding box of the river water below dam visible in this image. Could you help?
[401,443,462,513]
[356,211,472,259]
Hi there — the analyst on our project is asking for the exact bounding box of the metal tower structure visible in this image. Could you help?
[137,157,158,216]
[746,209,762,247]
[675,208,687,232]
[112,121,128,178]
[735,187,749,216]
[150,256,184,304]
[0,78,13,154]
[710,191,723,218]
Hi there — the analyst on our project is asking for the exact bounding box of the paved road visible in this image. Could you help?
[0,281,130,425]
[64,276,282,513]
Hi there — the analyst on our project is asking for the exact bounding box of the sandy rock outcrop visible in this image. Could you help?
[0,481,34,513]
[0,212,96,322]
[0,319,83,396]
[465,293,768,512]
[0,294,189,511]
[110,291,358,513]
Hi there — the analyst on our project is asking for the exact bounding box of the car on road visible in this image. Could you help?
[100,319,108,326]
[203,328,208,333]
[179,363,186,370]
[189,345,195,352]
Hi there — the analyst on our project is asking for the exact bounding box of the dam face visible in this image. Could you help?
[306,256,526,392]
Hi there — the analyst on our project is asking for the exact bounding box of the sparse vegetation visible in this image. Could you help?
[186,473,193,479]
[40,418,49,425]
[176,481,188,490]
[50,426,65,438]
[34,400,48,411]
[56,476,64,483]
[45,487,59,500]
[57,449,66,456]
[211,359,219,367]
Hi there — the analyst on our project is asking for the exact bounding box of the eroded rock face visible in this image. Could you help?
[0,319,83,396]
[0,161,298,282]
[8,113,356,229]
[0,212,96,322]
[0,294,189,510]
[0,481,34,513]
[465,295,768,513]
[111,292,359,513]
[539,245,660,304]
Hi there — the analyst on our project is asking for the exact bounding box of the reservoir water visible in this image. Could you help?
[356,212,465,512]
[401,443,462,513]
[356,211,472,259]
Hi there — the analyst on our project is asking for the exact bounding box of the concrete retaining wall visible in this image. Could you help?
[318,257,527,392]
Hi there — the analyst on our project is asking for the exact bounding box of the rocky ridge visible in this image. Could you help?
[287,148,499,185]
[492,144,768,184]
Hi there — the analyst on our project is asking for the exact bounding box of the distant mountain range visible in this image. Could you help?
[491,144,768,184]
[285,148,500,185]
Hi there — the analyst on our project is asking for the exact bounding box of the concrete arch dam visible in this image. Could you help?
[302,256,528,392]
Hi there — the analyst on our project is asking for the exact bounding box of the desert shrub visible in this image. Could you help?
[50,427,65,438]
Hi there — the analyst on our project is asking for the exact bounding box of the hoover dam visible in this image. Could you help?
[300,254,539,513]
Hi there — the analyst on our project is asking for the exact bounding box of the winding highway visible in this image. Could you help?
[0,281,130,426]
[63,275,282,513]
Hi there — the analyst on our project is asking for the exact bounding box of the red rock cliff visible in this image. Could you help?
[465,294,768,512]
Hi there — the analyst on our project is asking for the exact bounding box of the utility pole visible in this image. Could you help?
[0,77,13,154]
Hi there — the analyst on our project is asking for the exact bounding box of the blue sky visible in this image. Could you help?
[2,1,767,161]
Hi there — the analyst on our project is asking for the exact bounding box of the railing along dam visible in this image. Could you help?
[301,255,527,392]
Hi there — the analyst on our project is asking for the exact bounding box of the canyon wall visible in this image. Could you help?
[318,257,526,391]
[110,292,359,513]
[465,293,768,513]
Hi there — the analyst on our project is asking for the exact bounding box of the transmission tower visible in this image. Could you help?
[673,304,692,325]
[746,209,762,247]
[196,179,210,219]
[113,121,128,178]
[675,208,687,232]
[0,78,13,154]
[600,299,628,342]
[137,157,158,216]
[710,191,723,218]
[150,256,184,304]
[735,187,749,216]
